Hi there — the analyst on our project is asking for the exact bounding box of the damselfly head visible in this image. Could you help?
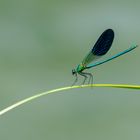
[72,69,76,75]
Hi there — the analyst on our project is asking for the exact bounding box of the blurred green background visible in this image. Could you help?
[0,0,140,140]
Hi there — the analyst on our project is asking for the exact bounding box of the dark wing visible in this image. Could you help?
[92,29,114,56]
[82,29,114,66]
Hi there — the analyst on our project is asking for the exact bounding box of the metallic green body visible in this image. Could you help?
[76,64,86,72]
[75,45,138,73]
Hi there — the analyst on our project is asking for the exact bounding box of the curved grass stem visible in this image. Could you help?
[0,84,140,116]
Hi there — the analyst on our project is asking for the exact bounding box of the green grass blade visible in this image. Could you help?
[0,84,140,116]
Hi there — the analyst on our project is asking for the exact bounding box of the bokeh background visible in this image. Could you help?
[0,0,140,140]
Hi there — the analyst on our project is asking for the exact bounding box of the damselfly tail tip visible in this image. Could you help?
[134,44,138,48]
[130,44,138,50]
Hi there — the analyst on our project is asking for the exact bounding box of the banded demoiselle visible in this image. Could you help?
[72,29,138,85]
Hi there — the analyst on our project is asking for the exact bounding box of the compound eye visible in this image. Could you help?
[72,69,76,75]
